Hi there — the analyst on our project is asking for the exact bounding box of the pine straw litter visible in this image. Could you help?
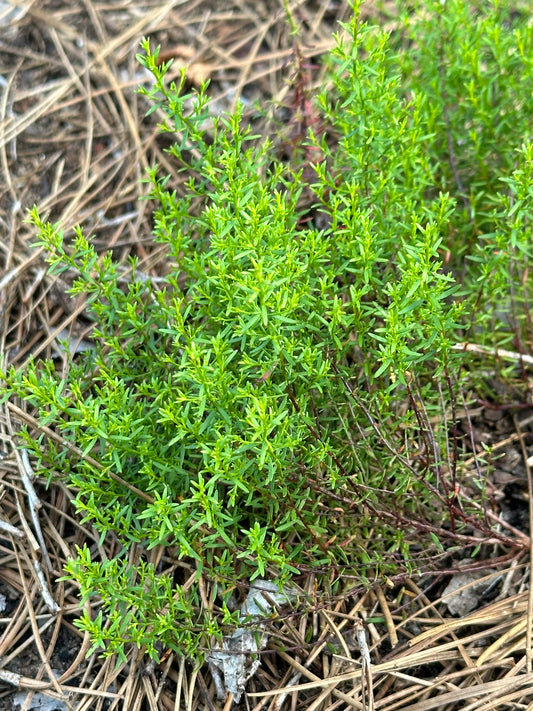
[0,0,533,709]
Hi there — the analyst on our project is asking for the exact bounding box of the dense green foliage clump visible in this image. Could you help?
[3,0,533,660]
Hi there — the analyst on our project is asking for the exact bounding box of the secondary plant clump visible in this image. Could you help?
[2,0,533,661]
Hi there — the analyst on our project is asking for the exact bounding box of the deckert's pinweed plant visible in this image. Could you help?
[2,0,532,661]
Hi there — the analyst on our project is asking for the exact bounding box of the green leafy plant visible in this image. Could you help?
[2,0,532,661]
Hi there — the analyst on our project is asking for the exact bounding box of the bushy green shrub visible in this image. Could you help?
[2,0,532,661]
